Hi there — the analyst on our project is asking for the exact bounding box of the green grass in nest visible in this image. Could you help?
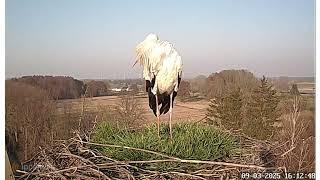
[92,122,238,171]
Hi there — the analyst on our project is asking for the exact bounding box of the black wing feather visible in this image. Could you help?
[146,74,181,116]
[146,77,157,116]
[159,75,181,115]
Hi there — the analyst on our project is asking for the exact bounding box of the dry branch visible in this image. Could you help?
[79,140,179,160]
[15,133,276,180]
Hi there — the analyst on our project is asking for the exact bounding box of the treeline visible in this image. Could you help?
[85,80,110,97]
[8,76,111,99]
[188,70,259,99]
[189,69,315,98]
[10,76,85,99]
[205,70,258,98]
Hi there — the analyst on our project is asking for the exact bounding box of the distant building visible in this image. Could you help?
[111,87,131,92]
[121,86,130,92]
[110,82,144,93]
[111,88,122,92]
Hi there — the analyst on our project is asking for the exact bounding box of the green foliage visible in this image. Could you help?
[244,76,280,140]
[206,98,222,126]
[205,76,281,140]
[92,122,238,171]
[206,88,243,130]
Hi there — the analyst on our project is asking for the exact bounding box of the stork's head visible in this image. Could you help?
[133,33,159,67]
[145,33,159,41]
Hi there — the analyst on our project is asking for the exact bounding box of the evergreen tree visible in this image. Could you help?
[244,76,280,140]
[206,87,243,130]
[206,97,223,127]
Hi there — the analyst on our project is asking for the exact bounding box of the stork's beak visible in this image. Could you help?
[132,60,138,68]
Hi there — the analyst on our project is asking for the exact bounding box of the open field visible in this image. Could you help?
[296,82,315,94]
[55,95,209,125]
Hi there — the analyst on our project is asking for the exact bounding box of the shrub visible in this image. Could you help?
[5,81,55,166]
[178,80,191,98]
[275,94,315,171]
[92,122,238,171]
[113,94,145,129]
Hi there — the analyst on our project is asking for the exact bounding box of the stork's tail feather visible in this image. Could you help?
[146,75,180,117]
[159,94,170,115]
[147,91,178,117]
[159,92,178,115]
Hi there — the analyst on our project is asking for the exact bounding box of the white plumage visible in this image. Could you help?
[134,33,183,139]
[135,34,182,93]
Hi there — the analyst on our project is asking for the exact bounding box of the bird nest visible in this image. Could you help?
[15,133,280,180]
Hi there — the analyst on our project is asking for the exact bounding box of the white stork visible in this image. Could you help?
[133,33,182,139]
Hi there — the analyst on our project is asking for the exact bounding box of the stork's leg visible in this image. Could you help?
[169,92,173,140]
[155,94,160,138]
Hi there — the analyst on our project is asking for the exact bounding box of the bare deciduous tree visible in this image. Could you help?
[178,80,191,98]
[205,70,258,99]
[5,81,55,169]
[86,80,109,97]
[10,76,85,99]
[275,93,315,171]
[114,95,145,129]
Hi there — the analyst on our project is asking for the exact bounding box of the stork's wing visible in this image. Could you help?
[135,37,177,81]
[146,76,157,116]
[146,74,181,116]
[159,74,181,115]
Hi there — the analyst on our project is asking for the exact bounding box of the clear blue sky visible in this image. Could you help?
[6,0,315,79]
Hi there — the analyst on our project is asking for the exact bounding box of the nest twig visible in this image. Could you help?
[15,133,280,180]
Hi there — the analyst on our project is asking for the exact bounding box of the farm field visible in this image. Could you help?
[296,82,315,94]
[55,95,209,125]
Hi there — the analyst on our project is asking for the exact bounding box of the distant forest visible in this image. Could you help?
[7,76,110,99]
[6,71,314,100]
